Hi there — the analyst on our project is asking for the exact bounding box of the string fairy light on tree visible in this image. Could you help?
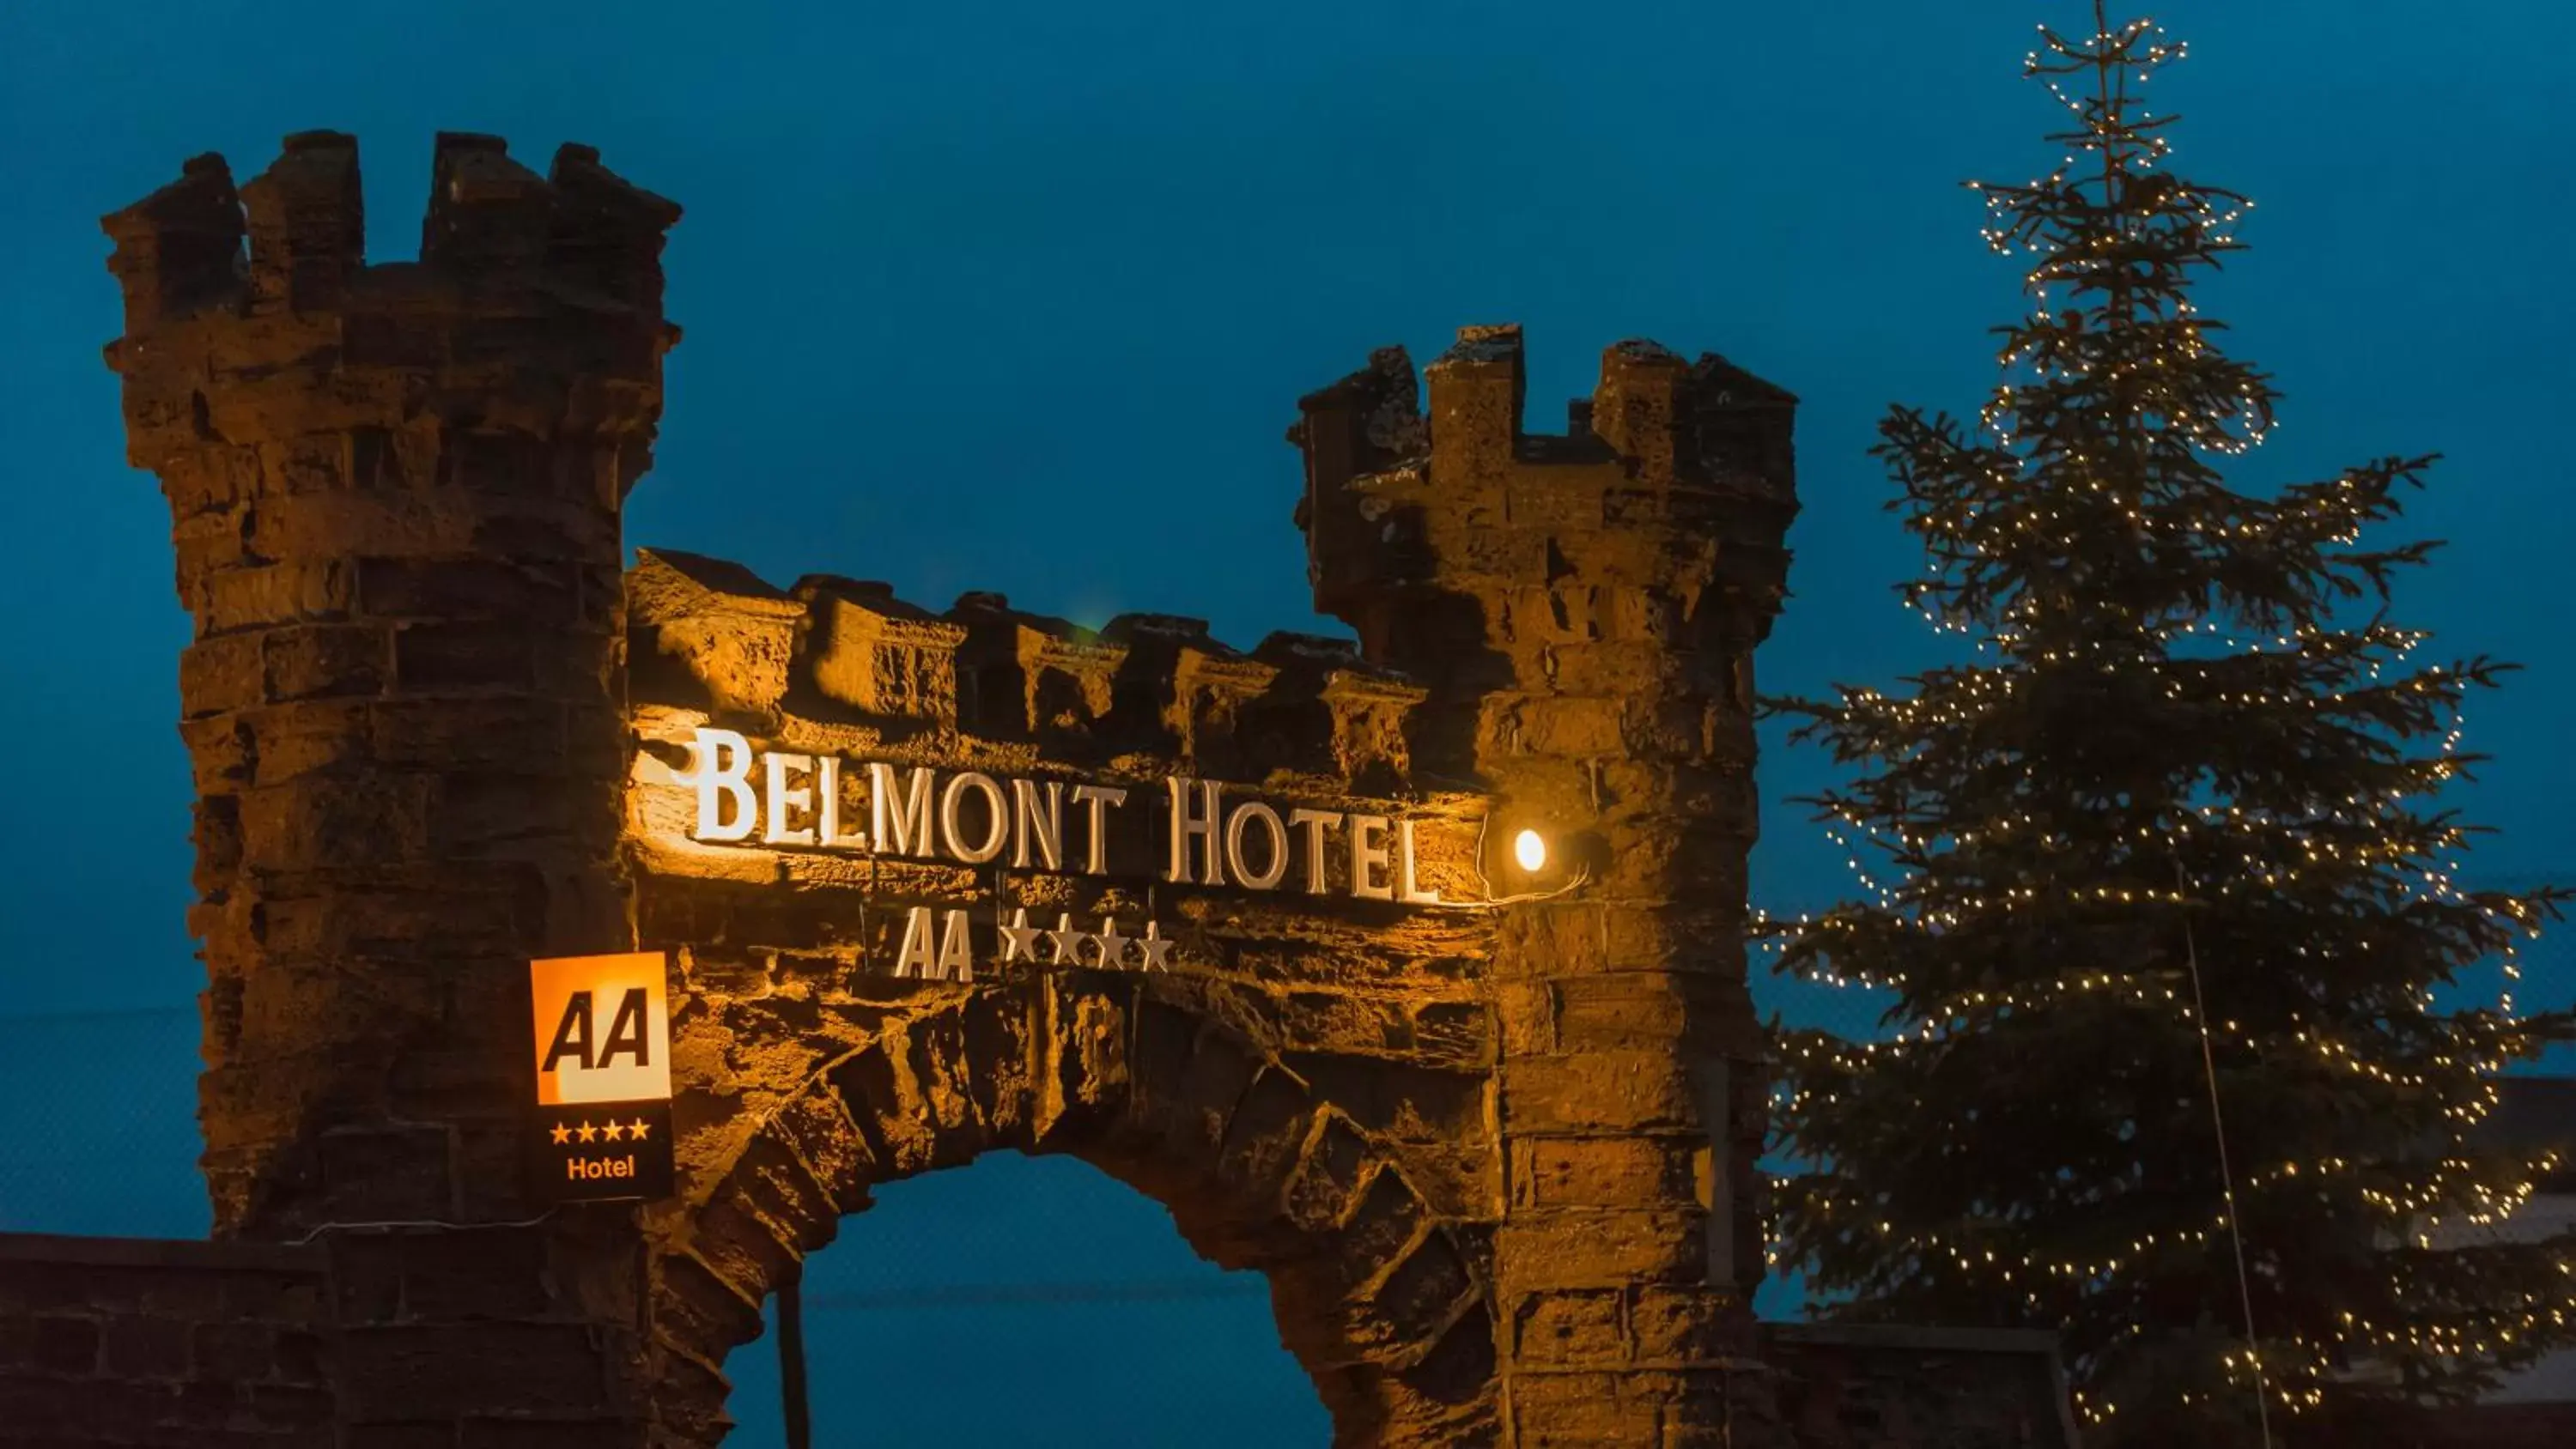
[1753,7,2576,1446]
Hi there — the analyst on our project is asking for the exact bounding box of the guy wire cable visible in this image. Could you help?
[2173,846,2274,1449]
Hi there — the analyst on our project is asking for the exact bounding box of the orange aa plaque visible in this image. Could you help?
[527,952,675,1203]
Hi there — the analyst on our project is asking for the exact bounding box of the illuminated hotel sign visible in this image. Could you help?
[673,726,1468,987]
[683,728,1446,902]
[528,952,676,1203]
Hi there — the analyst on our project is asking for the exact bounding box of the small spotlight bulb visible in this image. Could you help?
[1513,828,1547,873]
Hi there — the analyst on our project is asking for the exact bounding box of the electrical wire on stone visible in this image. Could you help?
[286,1205,565,1246]
[1451,811,1590,911]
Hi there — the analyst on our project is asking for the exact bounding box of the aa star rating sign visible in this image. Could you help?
[529,952,676,1203]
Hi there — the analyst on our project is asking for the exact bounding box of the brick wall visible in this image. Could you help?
[2377,1402,2576,1449]
[2439,1404,2576,1447]
[1761,1324,2079,1449]
[0,1225,657,1446]
[0,1227,2088,1449]
[0,1233,332,1446]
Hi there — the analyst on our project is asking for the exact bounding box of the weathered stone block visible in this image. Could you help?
[1364,1229,1478,1347]
[651,1254,763,1363]
[1496,1208,1711,1286]
[358,557,579,624]
[1491,904,1612,979]
[391,1228,555,1323]
[179,633,266,718]
[235,775,431,870]
[315,1126,456,1223]
[459,1416,650,1449]
[1551,973,1694,1052]
[191,1320,276,1379]
[341,1425,457,1449]
[176,715,253,792]
[190,796,241,892]
[752,1090,877,1217]
[245,700,376,784]
[368,697,566,769]
[169,445,268,518]
[1509,1369,1656,1446]
[1409,1000,1492,1068]
[1501,1051,1698,1134]
[1510,1135,1696,1210]
[264,623,390,701]
[29,1314,100,1374]
[428,773,599,854]
[1512,1288,1627,1367]
[1279,990,1408,1055]
[688,1195,802,1305]
[1279,1114,1373,1232]
[393,620,538,692]
[1321,1171,1428,1296]
[1632,1285,1755,1365]
[199,559,357,634]
[334,1323,612,1421]
[1518,694,1631,757]
[100,1313,192,1378]
[1495,978,1558,1056]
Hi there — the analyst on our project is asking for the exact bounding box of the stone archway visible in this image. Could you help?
[615,549,1519,1443]
[98,134,1802,1448]
[642,977,1498,1445]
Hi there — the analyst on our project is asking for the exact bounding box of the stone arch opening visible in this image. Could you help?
[644,979,1501,1446]
[726,1150,1327,1446]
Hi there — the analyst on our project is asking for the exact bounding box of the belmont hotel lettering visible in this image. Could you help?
[683,728,1443,904]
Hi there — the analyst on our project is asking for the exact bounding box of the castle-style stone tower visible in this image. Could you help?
[104,131,678,1234]
[1296,326,1799,1441]
[97,133,680,1440]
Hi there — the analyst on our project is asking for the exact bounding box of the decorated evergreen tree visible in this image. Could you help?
[1759,7,2576,1444]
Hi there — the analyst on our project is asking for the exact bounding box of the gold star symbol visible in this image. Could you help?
[1046,912,1088,965]
[998,906,1044,965]
[1137,920,1176,973]
[1092,917,1132,970]
[629,1118,652,1141]
[603,1119,628,1142]
[576,1120,598,1143]
[549,1123,571,1146]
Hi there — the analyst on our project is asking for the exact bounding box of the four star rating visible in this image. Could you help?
[894,902,1183,982]
[549,1116,656,1146]
[533,1100,674,1198]
[1000,909,1176,972]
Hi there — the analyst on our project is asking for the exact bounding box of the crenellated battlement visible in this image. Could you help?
[1291,324,1800,686]
[1291,324,1798,507]
[101,135,681,506]
[627,548,1431,795]
[102,130,680,336]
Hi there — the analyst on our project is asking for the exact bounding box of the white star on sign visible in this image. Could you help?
[1092,917,1132,969]
[1137,920,1176,973]
[1047,912,1089,966]
[999,906,1044,965]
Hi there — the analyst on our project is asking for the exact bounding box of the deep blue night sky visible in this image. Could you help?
[3,2,2570,1443]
